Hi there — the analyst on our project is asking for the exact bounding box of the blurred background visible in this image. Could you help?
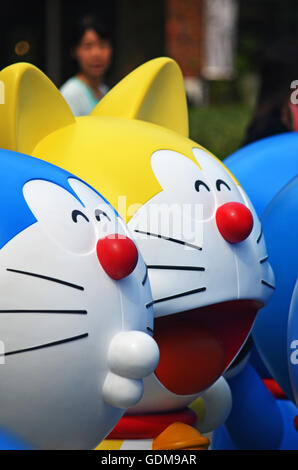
[2,0,298,158]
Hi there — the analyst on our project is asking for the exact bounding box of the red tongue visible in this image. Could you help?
[154,300,262,395]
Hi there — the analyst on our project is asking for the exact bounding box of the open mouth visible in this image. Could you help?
[154,299,263,395]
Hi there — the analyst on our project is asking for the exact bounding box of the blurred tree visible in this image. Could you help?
[238,0,298,74]
[0,1,45,71]
[114,0,165,81]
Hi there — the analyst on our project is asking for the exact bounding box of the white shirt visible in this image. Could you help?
[60,77,109,116]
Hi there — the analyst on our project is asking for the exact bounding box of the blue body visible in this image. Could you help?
[0,428,32,450]
[288,280,298,407]
[212,364,298,450]
[213,135,298,450]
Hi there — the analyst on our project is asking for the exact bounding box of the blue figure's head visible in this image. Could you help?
[288,279,298,407]
[224,132,298,217]
[252,177,298,402]
[0,148,118,249]
[0,148,82,248]
[225,134,298,399]
[0,148,156,449]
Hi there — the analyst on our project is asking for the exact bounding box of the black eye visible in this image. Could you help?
[72,210,89,223]
[216,179,231,191]
[195,180,210,192]
[95,209,111,222]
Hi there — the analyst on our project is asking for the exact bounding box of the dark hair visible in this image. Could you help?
[243,42,298,145]
[71,15,112,50]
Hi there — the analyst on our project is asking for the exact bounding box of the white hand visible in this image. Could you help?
[103,331,159,409]
[196,377,232,433]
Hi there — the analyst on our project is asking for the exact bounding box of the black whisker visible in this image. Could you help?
[142,268,148,286]
[134,230,202,251]
[261,280,275,290]
[147,327,154,334]
[7,269,84,291]
[0,310,87,314]
[0,333,88,357]
[148,265,205,272]
[257,228,263,244]
[259,256,269,264]
[146,287,206,308]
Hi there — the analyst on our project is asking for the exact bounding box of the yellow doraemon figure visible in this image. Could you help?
[0,58,275,450]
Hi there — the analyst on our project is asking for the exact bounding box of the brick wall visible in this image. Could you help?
[165,0,203,77]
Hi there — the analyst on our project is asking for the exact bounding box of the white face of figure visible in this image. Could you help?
[0,178,158,449]
[128,148,275,414]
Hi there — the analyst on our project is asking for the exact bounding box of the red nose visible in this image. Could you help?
[97,234,139,280]
[216,202,253,244]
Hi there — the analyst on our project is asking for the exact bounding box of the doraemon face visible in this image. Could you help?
[128,147,275,412]
[0,150,158,449]
[0,57,274,420]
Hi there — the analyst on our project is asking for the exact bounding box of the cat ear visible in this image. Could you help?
[0,63,75,154]
[91,57,189,137]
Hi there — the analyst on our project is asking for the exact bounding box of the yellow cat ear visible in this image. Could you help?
[0,63,75,154]
[91,57,189,137]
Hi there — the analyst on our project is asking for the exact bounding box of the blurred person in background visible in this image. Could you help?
[243,44,298,145]
[60,15,113,116]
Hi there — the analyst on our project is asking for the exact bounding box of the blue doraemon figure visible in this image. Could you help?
[289,280,298,408]
[212,134,298,450]
[223,132,298,218]
[0,148,159,450]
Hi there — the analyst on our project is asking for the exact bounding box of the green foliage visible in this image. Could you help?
[208,80,240,106]
[188,105,253,160]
